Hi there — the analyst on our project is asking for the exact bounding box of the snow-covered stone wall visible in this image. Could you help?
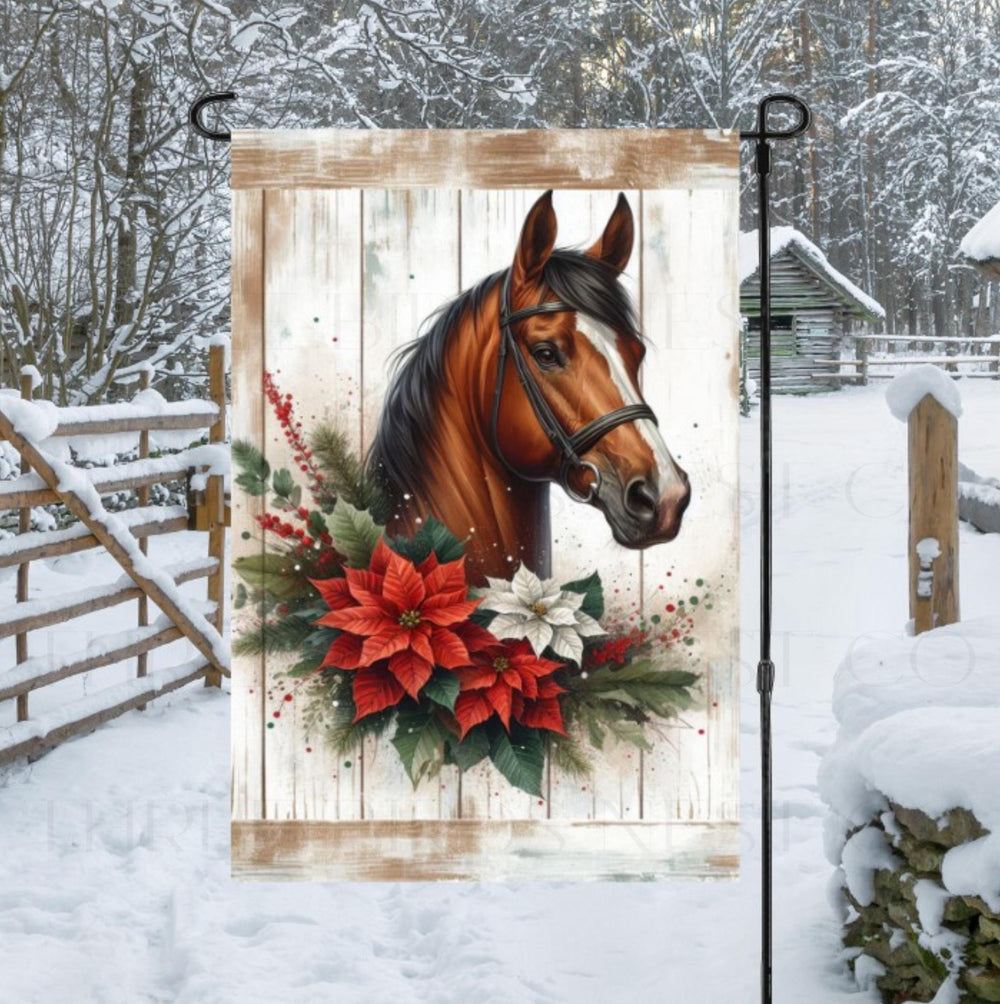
[820,618,1000,1003]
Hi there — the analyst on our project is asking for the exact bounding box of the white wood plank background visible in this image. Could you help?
[231,185,739,845]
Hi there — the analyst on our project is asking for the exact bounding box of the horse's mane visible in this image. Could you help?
[366,248,643,504]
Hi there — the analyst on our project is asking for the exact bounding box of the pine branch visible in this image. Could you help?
[545,732,593,779]
[232,614,317,657]
[309,423,389,521]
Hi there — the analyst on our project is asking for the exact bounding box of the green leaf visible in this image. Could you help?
[235,471,269,496]
[233,552,305,598]
[272,468,295,497]
[307,510,327,539]
[232,439,270,481]
[488,722,544,797]
[422,671,460,712]
[286,655,323,678]
[606,717,654,751]
[391,706,448,787]
[386,517,464,564]
[560,570,604,620]
[234,582,248,610]
[328,499,383,567]
[445,728,491,770]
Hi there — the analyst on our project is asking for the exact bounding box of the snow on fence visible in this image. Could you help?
[0,344,230,766]
[819,333,1000,386]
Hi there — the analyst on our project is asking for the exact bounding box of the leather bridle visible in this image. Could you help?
[490,268,658,504]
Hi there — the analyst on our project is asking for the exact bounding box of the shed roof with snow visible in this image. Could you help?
[739,227,885,321]
[739,227,885,393]
[960,201,1000,279]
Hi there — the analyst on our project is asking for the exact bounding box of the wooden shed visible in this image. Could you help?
[740,227,885,393]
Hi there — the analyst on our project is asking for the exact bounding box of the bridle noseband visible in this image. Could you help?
[491,269,658,504]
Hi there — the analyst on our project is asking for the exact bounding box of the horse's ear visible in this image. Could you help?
[586,192,634,275]
[511,190,557,292]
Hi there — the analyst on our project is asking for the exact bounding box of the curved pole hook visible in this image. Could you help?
[189,91,236,143]
[740,93,812,142]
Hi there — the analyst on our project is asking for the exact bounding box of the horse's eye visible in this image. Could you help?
[531,343,562,369]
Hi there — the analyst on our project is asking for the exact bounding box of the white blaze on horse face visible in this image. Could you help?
[574,315,685,492]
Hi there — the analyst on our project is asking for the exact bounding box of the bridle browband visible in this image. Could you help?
[491,268,658,504]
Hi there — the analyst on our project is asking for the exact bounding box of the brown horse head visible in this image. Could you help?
[494,189,690,548]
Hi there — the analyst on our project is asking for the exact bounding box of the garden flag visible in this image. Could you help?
[229,129,741,880]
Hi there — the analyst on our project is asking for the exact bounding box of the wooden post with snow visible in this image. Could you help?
[888,366,961,635]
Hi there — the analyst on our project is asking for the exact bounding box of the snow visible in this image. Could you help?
[739,227,886,319]
[852,954,885,992]
[2,383,1000,1001]
[913,878,951,937]
[821,622,1000,910]
[841,826,900,907]
[885,363,963,421]
[916,537,940,564]
[830,617,1000,740]
[0,395,60,441]
[19,365,42,391]
[960,200,1000,262]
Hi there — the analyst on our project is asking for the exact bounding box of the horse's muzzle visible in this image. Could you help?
[601,467,691,548]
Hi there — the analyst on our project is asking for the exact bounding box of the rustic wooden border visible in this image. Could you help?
[232,820,739,882]
[231,129,738,191]
[230,131,741,881]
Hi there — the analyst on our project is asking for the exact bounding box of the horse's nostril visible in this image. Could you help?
[624,478,658,523]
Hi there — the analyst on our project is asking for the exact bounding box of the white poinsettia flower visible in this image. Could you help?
[478,563,605,663]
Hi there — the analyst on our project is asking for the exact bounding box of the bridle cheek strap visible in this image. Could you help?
[491,269,658,504]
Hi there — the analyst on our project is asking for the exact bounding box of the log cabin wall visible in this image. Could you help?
[741,247,871,394]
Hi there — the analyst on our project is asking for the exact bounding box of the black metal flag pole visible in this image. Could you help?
[189,91,813,1004]
[740,94,812,1004]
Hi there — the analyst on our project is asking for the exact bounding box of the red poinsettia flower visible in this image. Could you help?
[310,538,486,719]
[453,638,566,738]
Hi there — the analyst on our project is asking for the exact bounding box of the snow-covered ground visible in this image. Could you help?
[2,381,999,1003]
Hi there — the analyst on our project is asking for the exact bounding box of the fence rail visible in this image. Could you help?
[0,343,229,767]
[817,334,1000,385]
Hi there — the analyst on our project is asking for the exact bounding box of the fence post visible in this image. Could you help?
[992,340,999,379]
[136,367,151,709]
[205,342,226,688]
[16,370,33,722]
[856,336,869,386]
[908,394,959,634]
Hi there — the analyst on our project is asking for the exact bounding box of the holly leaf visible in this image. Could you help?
[391,706,447,787]
[328,499,383,567]
[422,671,460,712]
[560,570,604,620]
[386,517,465,564]
[488,721,544,797]
[444,727,490,770]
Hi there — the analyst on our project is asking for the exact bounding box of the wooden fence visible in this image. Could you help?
[817,334,1000,385]
[0,344,230,766]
